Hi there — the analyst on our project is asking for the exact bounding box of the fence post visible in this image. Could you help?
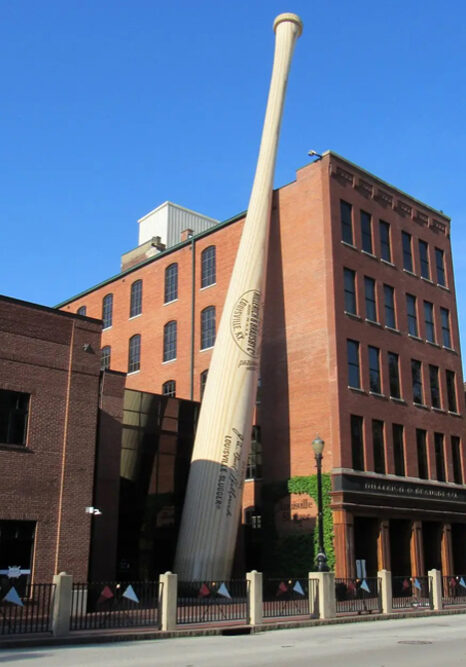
[377,569,392,614]
[428,569,443,610]
[308,572,335,619]
[246,570,263,625]
[52,572,73,637]
[159,571,177,631]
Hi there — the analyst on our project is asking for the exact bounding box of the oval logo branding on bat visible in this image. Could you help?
[230,289,262,358]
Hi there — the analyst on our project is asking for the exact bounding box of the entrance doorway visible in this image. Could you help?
[389,519,411,575]
[354,517,378,577]
[422,522,442,571]
[451,523,466,574]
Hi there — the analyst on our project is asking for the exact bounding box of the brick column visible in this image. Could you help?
[377,520,391,571]
[441,523,454,575]
[333,509,355,578]
[410,521,424,576]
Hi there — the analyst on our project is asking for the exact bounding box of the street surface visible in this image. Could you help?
[0,614,465,666]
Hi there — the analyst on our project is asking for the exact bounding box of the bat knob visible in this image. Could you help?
[273,13,303,37]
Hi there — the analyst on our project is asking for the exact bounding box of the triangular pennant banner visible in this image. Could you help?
[459,577,466,589]
[199,583,210,597]
[3,587,23,607]
[122,584,139,603]
[293,580,305,596]
[347,580,356,594]
[218,583,231,599]
[413,578,422,591]
[449,577,457,588]
[360,579,371,593]
[97,585,114,603]
[276,581,288,596]
[402,578,411,590]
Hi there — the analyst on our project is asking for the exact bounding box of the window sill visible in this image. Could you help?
[365,318,382,327]
[129,313,142,320]
[369,391,387,400]
[127,369,140,375]
[437,283,450,292]
[420,276,434,285]
[102,325,112,331]
[200,282,216,291]
[164,298,178,306]
[390,396,406,405]
[432,407,446,414]
[244,477,262,483]
[408,333,423,342]
[0,443,33,453]
[344,311,361,320]
[448,411,462,418]
[348,386,366,394]
[443,345,456,354]
[341,241,358,251]
[200,345,214,353]
[385,326,401,335]
[426,340,440,348]
[361,250,378,260]
[380,258,396,268]
[402,268,418,278]
[413,402,429,410]
[162,358,177,365]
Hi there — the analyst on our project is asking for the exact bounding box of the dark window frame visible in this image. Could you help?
[419,240,430,279]
[384,284,396,328]
[344,268,357,315]
[411,359,423,404]
[372,419,385,474]
[347,339,360,389]
[163,321,177,362]
[368,345,381,393]
[361,210,373,254]
[402,231,413,272]
[201,246,216,288]
[130,279,143,318]
[102,293,113,329]
[200,306,216,350]
[440,307,452,348]
[416,429,428,479]
[341,200,353,245]
[0,390,30,447]
[162,380,176,397]
[446,370,457,413]
[101,345,111,371]
[164,263,178,303]
[435,248,446,286]
[424,301,435,343]
[128,334,141,373]
[406,294,418,336]
[429,364,441,409]
[364,276,377,322]
[388,351,401,399]
[379,220,391,262]
[434,432,446,482]
[451,436,463,484]
[351,415,364,471]
[393,424,405,476]
[77,306,87,316]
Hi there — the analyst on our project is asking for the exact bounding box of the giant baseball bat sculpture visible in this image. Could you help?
[174,13,303,581]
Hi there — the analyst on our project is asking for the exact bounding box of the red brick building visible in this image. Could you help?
[58,152,466,578]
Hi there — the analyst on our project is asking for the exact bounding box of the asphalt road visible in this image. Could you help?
[1,614,465,666]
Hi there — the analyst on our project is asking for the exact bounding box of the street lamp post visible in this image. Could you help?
[312,436,329,572]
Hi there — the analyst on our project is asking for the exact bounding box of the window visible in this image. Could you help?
[245,508,262,530]
[434,433,445,482]
[101,345,111,371]
[406,294,418,336]
[416,429,428,479]
[429,365,440,408]
[388,352,401,398]
[351,415,364,470]
[164,263,178,303]
[162,380,176,397]
[340,200,353,245]
[130,280,142,318]
[424,301,435,343]
[402,231,413,272]
[102,294,113,329]
[451,436,463,484]
[372,420,385,474]
[201,306,216,349]
[201,246,216,288]
[384,284,396,328]
[364,277,377,322]
[361,211,372,253]
[77,306,87,316]
[368,345,381,393]
[440,308,452,348]
[435,248,446,286]
[446,370,457,412]
[163,321,177,362]
[419,240,430,279]
[200,369,208,399]
[128,334,141,372]
[347,340,360,389]
[0,390,29,446]
[411,359,423,404]
[393,424,405,476]
[344,268,357,314]
[246,426,262,479]
[379,221,391,262]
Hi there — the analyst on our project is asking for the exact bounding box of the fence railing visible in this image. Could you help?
[442,575,466,606]
[335,577,380,614]
[392,576,432,610]
[262,577,318,618]
[0,582,55,635]
[176,579,247,625]
[70,581,159,630]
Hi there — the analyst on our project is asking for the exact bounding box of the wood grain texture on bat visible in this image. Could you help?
[174,13,303,582]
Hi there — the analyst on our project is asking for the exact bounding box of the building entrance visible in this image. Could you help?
[389,519,411,575]
[451,523,466,574]
[354,517,378,576]
[422,522,442,572]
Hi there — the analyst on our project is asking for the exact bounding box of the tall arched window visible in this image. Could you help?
[128,334,141,372]
[200,369,208,399]
[163,321,177,362]
[102,294,113,329]
[130,279,143,317]
[246,426,262,480]
[201,306,216,349]
[162,380,176,397]
[201,246,216,288]
[101,346,111,370]
[77,306,87,316]
[164,263,178,303]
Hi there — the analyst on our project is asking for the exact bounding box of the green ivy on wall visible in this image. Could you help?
[288,474,335,571]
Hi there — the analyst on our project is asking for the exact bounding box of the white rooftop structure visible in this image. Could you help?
[138,201,219,249]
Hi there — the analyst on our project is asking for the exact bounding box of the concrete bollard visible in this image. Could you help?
[308,571,336,619]
[377,570,392,614]
[246,570,263,625]
[428,569,443,610]
[158,571,177,631]
[52,572,73,637]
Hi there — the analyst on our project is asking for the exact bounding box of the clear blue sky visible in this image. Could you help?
[2,1,466,362]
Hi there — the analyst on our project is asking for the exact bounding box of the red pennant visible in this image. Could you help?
[276,581,288,596]
[449,577,457,588]
[347,581,356,594]
[97,585,114,603]
[198,583,210,597]
[402,578,410,590]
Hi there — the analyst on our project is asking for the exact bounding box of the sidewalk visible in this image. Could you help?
[1,605,465,650]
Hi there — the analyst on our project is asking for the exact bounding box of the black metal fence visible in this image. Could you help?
[335,578,380,614]
[0,582,55,635]
[176,580,247,624]
[392,576,432,610]
[442,575,466,606]
[70,581,159,630]
[263,578,318,618]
